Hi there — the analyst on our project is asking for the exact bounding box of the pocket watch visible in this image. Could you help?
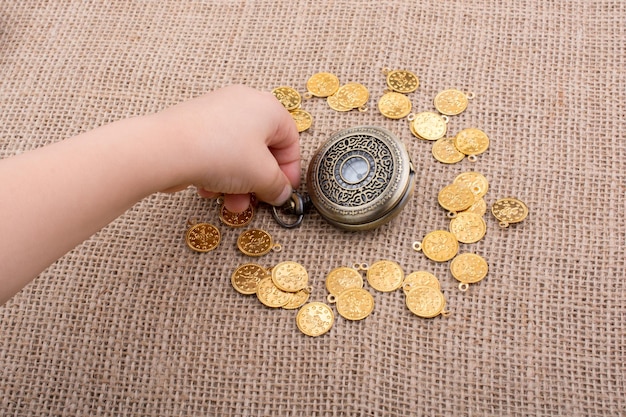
[273,126,416,231]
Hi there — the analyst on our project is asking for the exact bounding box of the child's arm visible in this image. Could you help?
[0,85,300,305]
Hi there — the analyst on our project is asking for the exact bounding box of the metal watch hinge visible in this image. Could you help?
[271,191,312,228]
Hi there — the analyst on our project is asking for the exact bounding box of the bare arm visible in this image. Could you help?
[0,85,300,305]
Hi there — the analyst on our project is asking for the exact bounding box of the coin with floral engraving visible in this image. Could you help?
[449,211,487,243]
[272,86,302,111]
[491,197,529,227]
[256,276,293,308]
[335,82,370,109]
[410,111,448,141]
[378,91,412,119]
[325,266,364,296]
[386,69,419,93]
[282,288,311,310]
[296,302,334,337]
[454,128,490,156]
[450,253,489,284]
[332,288,375,321]
[185,222,221,253]
[271,261,309,293]
[403,271,441,291]
[405,285,446,318]
[231,263,270,295]
[306,72,340,97]
[327,91,352,111]
[219,204,254,227]
[454,171,489,198]
[434,89,470,115]
[438,183,476,213]
[366,260,404,292]
[432,137,465,164]
[414,230,459,262]
[289,109,313,132]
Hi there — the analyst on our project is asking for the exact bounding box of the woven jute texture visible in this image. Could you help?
[1,1,624,416]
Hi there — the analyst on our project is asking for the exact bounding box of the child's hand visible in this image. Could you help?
[156,85,301,212]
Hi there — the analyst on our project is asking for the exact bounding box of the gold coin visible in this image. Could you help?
[434,89,469,115]
[377,92,412,119]
[296,302,334,337]
[462,198,487,217]
[335,82,369,109]
[432,137,465,164]
[366,260,404,292]
[256,276,293,308]
[454,171,489,198]
[289,108,313,133]
[438,183,476,213]
[327,91,352,111]
[185,222,220,252]
[306,72,340,97]
[325,266,364,296]
[282,288,311,310]
[231,263,269,295]
[219,204,254,227]
[415,230,459,262]
[271,86,302,111]
[449,211,487,243]
[332,288,375,321]
[386,69,419,93]
[410,111,448,141]
[237,229,278,257]
[403,271,441,291]
[450,253,489,284]
[405,285,446,318]
[454,128,490,156]
[491,198,529,227]
[271,261,309,293]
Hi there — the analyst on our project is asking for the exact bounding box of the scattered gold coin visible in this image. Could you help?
[329,288,375,321]
[231,263,270,295]
[271,261,309,293]
[366,260,405,292]
[405,285,446,318]
[185,222,221,253]
[237,229,281,257]
[335,82,370,110]
[289,108,313,132]
[409,111,448,141]
[306,72,340,97]
[325,266,364,296]
[434,89,472,116]
[462,198,487,217]
[256,276,294,308]
[449,211,487,244]
[450,253,489,291]
[219,204,254,228]
[454,171,489,199]
[272,86,302,111]
[282,288,311,310]
[385,69,420,93]
[378,91,412,119]
[403,271,441,291]
[438,183,476,214]
[413,230,459,262]
[432,137,465,164]
[491,197,529,227]
[296,302,334,337]
[454,127,490,157]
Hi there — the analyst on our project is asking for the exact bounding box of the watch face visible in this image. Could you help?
[307,126,415,230]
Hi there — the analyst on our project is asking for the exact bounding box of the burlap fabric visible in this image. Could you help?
[1,1,624,415]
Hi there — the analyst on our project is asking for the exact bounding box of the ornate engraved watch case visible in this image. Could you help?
[306,126,416,231]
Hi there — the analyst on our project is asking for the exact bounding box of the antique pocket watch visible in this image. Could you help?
[273,126,416,231]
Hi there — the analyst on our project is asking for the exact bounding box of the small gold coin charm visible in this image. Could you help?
[449,211,487,243]
[237,229,282,257]
[282,289,311,310]
[256,276,293,308]
[463,198,487,217]
[450,253,489,291]
[328,288,375,321]
[403,271,441,291]
[454,171,489,199]
[219,204,254,228]
[325,266,364,296]
[377,92,412,119]
[335,82,370,110]
[454,128,490,159]
[432,137,465,164]
[296,302,334,337]
[366,260,405,292]
[326,92,352,112]
[413,230,459,262]
[409,111,448,141]
[271,261,309,293]
[385,69,420,93]
[272,86,302,111]
[186,221,221,252]
[289,109,313,132]
[231,263,270,295]
[434,89,473,116]
[491,197,529,228]
[306,72,340,97]
[438,183,476,214]
[405,285,446,318]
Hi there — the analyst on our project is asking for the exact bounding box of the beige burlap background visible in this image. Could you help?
[1,1,624,416]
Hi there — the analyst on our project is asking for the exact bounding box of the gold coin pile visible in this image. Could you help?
[304,72,370,112]
[402,271,449,318]
[271,86,313,132]
[378,68,419,120]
